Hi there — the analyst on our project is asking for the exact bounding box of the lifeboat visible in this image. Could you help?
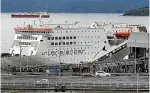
[115,32,130,37]
[14,27,52,31]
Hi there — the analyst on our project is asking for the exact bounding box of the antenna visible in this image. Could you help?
[65,19,68,28]
[109,20,112,24]
[65,19,68,24]
[33,20,35,25]
[23,22,25,27]
[103,20,106,25]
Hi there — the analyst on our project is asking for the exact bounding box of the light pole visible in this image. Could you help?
[27,57,29,71]
[134,40,136,74]
[19,40,22,73]
[148,33,150,92]
[137,68,140,93]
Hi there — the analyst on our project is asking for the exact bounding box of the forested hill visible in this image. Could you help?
[123,6,149,16]
[1,0,149,13]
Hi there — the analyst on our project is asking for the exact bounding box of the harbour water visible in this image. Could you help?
[1,13,149,53]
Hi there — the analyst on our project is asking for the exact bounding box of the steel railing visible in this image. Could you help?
[1,82,149,90]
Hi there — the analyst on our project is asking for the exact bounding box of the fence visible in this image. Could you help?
[1,82,149,90]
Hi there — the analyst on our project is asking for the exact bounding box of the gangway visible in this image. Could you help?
[92,40,130,63]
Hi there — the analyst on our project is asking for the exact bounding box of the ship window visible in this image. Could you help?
[66,36,69,39]
[70,42,73,45]
[55,37,58,40]
[73,36,76,39]
[19,42,31,45]
[74,42,76,44]
[48,37,50,40]
[59,37,61,40]
[63,42,65,45]
[66,31,68,33]
[59,42,61,45]
[63,37,65,40]
[51,42,54,45]
[55,42,58,45]
[70,36,72,39]
[66,42,69,45]
[51,37,54,40]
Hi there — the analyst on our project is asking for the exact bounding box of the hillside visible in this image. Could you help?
[1,0,149,13]
[123,6,149,16]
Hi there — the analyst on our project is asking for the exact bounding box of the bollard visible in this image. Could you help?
[116,83,118,88]
[130,83,133,88]
[109,83,111,88]
[124,83,126,89]
[71,83,72,88]
[13,82,15,87]
[34,82,35,87]
[145,84,148,89]
[61,85,66,92]
[27,82,28,87]
[48,82,49,88]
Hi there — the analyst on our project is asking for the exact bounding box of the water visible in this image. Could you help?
[1,13,149,52]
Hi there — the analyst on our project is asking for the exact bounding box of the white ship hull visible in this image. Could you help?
[1,21,144,67]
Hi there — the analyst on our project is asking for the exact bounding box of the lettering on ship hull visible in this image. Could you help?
[42,49,85,56]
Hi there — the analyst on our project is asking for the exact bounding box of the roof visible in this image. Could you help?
[127,32,149,48]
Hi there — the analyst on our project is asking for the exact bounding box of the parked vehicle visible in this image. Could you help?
[36,79,48,84]
[95,71,111,77]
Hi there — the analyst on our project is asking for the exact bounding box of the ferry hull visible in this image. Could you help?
[1,56,59,68]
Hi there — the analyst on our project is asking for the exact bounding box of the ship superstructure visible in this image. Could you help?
[1,21,147,67]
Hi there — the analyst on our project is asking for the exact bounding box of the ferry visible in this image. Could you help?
[1,20,147,67]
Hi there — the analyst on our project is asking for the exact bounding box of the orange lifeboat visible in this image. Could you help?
[115,31,130,37]
[14,27,52,31]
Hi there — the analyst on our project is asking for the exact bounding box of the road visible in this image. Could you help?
[2,75,148,84]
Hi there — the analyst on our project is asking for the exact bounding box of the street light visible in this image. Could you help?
[19,41,23,73]
[134,40,136,74]
[137,68,140,93]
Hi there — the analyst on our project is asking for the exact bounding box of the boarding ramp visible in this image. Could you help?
[93,40,130,63]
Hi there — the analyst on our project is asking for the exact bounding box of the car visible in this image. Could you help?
[36,79,48,84]
[95,71,111,77]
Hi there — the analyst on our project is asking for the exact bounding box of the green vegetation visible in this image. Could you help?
[123,6,149,16]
